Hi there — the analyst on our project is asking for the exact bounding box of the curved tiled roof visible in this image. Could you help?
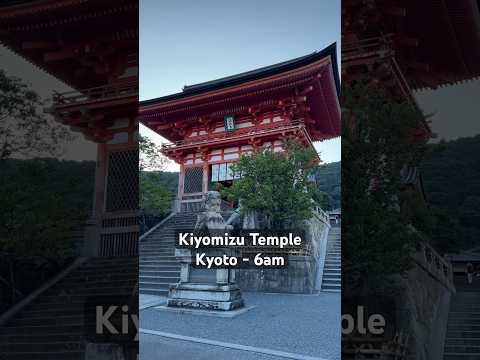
[141,43,339,105]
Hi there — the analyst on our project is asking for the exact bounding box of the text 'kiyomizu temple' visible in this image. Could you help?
[141,44,340,213]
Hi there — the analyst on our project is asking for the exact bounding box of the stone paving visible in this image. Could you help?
[139,294,166,310]
[140,333,281,360]
[140,291,340,360]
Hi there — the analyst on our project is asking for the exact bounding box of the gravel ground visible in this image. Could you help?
[140,291,340,360]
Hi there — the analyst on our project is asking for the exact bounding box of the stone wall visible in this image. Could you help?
[392,262,453,360]
[236,213,330,293]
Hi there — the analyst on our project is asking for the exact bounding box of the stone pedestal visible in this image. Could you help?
[167,283,244,311]
[168,246,244,311]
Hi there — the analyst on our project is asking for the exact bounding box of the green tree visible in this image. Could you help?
[0,70,72,160]
[222,140,320,229]
[139,134,168,171]
[139,135,175,222]
[342,82,426,296]
[139,171,174,217]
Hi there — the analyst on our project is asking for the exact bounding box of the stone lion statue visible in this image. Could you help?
[195,191,232,232]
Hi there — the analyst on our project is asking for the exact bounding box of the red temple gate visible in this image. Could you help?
[141,44,341,212]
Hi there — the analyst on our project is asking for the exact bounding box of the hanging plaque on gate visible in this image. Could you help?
[224,115,235,132]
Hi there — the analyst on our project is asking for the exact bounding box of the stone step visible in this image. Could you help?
[66,273,137,282]
[139,275,179,283]
[10,315,85,327]
[324,266,340,270]
[17,307,83,319]
[137,250,174,255]
[446,330,480,338]
[0,324,84,335]
[43,285,135,297]
[140,265,180,272]
[139,288,169,296]
[449,312,480,319]
[140,244,176,249]
[71,268,138,276]
[0,351,84,359]
[21,303,85,314]
[323,274,341,280]
[449,318,480,325]
[139,270,180,276]
[323,269,341,275]
[139,282,175,290]
[0,342,83,353]
[448,324,480,331]
[140,260,179,266]
[446,339,480,346]
[48,278,137,291]
[36,292,133,304]
[139,257,177,262]
[445,346,480,354]
[444,354,480,360]
[321,287,341,292]
[0,333,83,343]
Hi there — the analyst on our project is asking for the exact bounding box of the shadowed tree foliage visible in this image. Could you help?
[222,140,323,229]
[0,70,72,160]
[0,159,95,312]
[0,71,91,311]
[342,82,426,296]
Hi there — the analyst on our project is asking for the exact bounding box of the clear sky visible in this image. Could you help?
[140,0,341,171]
[415,79,480,142]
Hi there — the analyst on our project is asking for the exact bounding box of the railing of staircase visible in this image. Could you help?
[313,205,330,225]
[412,239,455,292]
[342,332,409,359]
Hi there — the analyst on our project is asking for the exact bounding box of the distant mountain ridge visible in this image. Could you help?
[421,135,480,249]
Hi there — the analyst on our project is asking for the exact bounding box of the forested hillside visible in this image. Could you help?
[314,161,341,210]
[421,135,480,251]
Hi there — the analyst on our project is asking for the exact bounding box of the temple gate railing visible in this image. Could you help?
[172,194,233,213]
[51,81,138,110]
[99,211,139,257]
[162,120,308,151]
[342,34,415,104]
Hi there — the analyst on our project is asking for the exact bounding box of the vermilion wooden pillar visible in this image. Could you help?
[93,143,108,219]
[177,163,185,211]
[202,161,209,194]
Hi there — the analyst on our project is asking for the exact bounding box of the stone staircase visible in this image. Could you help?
[321,226,341,292]
[0,257,137,359]
[139,212,198,296]
[444,275,480,359]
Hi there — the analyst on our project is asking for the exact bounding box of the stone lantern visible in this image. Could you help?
[167,191,244,311]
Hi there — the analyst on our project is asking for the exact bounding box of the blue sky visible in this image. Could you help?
[140,0,341,170]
